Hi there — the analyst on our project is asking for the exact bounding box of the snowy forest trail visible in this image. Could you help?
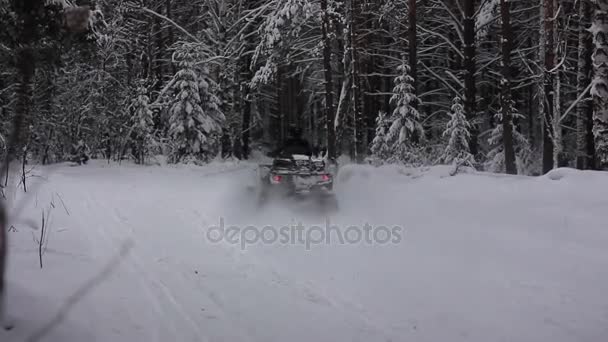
[2,161,608,342]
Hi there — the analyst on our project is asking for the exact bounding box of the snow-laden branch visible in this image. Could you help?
[559,82,592,122]
[421,63,460,96]
[445,70,464,89]
[149,78,176,108]
[137,7,201,44]
[417,25,464,59]
[436,0,464,43]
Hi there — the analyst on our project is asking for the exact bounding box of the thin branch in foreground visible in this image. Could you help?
[55,192,70,216]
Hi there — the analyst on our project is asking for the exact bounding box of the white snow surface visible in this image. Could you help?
[2,161,608,342]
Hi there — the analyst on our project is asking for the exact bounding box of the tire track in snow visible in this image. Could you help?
[81,192,173,341]
[95,184,257,342]
[81,191,213,341]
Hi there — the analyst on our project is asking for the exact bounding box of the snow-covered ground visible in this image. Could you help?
[2,160,608,342]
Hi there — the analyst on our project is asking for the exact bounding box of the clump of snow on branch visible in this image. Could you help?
[476,0,499,40]
[250,0,315,87]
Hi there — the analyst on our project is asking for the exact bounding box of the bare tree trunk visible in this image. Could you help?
[500,0,516,174]
[554,63,562,167]
[334,11,349,155]
[335,75,351,154]
[42,128,54,165]
[463,0,478,156]
[241,55,252,159]
[321,0,336,159]
[240,0,258,160]
[350,0,365,162]
[408,0,417,95]
[166,0,176,75]
[38,211,46,269]
[592,0,608,168]
[552,0,562,168]
[276,66,285,144]
[241,93,252,159]
[576,0,594,169]
[21,146,27,192]
[153,14,164,93]
[542,0,555,173]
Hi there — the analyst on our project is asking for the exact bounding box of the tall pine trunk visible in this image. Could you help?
[350,0,365,162]
[153,15,164,92]
[240,0,258,160]
[463,0,478,157]
[409,0,417,95]
[241,78,252,159]
[576,0,594,169]
[166,0,176,75]
[541,0,555,173]
[321,0,336,160]
[500,0,516,174]
[552,0,562,167]
[240,52,253,159]
[592,0,608,168]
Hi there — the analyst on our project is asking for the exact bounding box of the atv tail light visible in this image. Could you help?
[271,174,282,183]
[321,174,331,181]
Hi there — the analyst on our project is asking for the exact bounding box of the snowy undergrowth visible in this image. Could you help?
[1,160,608,342]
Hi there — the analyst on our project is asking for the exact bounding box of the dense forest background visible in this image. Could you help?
[1,0,607,175]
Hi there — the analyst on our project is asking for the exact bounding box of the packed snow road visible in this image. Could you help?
[2,161,608,342]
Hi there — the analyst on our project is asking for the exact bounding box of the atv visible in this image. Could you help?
[257,154,338,212]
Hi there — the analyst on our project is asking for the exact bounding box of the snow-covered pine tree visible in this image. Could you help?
[131,83,154,164]
[370,111,391,163]
[386,60,423,164]
[486,104,532,174]
[168,43,224,163]
[197,65,226,158]
[441,97,474,168]
[591,0,608,168]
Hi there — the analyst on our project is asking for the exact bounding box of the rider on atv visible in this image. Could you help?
[274,127,313,157]
[259,126,337,211]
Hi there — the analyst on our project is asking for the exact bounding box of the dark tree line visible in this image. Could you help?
[0,0,606,172]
